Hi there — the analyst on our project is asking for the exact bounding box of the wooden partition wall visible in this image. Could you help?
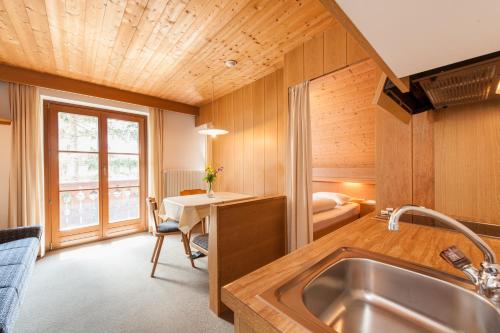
[208,196,287,315]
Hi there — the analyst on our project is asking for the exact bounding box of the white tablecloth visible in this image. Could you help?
[161,192,254,233]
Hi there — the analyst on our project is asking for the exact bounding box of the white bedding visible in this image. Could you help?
[313,202,360,232]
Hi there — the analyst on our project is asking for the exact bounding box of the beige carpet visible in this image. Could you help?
[15,233,233,333]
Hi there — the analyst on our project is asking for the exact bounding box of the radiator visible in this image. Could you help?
[163,169,206,197]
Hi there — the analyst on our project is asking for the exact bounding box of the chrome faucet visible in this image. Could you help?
[388,204,500,307]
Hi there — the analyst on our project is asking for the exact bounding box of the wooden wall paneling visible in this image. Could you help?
[196,103,213,126]
[264,72,278,195]
[434,99,500,225]
[207,69,285,196]
[233,88,245,193]
[242,85,254,194]
[412,111,435,209]
[220,94,234,192]
[346,33,369,65]
[309,60,378,172]
[212,100,221,191]
[206,136,213,170]
[218,95,228,191]
[276,69,286,194]
[323,22,347,73]
[435,107,479,222]
[375,107,412,214]
[253,78,266,196]
[284,44,304,88]
[303,34,324,80]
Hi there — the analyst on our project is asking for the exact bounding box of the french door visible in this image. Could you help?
[44,102,147,249]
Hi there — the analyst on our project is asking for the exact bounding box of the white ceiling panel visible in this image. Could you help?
[337,0,500,77]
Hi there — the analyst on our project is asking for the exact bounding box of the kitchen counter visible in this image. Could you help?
[221,214,500,333]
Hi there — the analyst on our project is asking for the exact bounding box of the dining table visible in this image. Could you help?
[160,192,254,234]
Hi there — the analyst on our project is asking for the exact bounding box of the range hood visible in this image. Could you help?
[384,51,500,114]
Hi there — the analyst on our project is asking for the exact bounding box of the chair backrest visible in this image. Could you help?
[180,189,206,196]
[147,197,160,233]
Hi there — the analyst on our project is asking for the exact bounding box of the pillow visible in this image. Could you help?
[312,198,338,214]
[313,192,351,206]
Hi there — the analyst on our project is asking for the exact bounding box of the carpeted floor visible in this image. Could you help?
[15,233,233,333]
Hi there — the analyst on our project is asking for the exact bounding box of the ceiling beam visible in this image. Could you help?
[0,64,199,116]
[320,0,410,93]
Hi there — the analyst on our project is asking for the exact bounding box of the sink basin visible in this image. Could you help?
[260,248,500,333]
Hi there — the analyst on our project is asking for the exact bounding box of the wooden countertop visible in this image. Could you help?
[221,214,500,333]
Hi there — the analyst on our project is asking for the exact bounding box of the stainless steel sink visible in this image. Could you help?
[260,248,500,333]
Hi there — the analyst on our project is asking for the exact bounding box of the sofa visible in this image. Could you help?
[0,226,41,333]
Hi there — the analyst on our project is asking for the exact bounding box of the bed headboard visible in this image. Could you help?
[312,168,376,200]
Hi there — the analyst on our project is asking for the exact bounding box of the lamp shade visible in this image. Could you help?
[198,128,228,137]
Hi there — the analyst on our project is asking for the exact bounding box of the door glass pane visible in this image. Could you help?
[108,155,139,186]
[108,187,140,222]
[58,112,98,152]
[107,119,139,153]
[58,111,100,232]
[107,118,140,223]
[59,152,99,190]
[59,190,99,231]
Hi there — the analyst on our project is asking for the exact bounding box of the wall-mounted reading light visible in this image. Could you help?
[496,80,500,94]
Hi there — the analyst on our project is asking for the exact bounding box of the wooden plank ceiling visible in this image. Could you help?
[0,0,335,106]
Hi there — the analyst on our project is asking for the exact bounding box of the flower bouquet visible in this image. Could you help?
[203,166,223,198]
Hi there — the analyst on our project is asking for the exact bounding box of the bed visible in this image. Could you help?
[312,201,360,240]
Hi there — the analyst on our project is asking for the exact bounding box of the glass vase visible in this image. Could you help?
[207,182,215,198]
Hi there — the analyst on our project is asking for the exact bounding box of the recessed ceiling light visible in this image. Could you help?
[224,60,237,68]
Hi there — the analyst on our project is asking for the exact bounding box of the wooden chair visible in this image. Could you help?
[148,197,193,277]
[180,188,206,196]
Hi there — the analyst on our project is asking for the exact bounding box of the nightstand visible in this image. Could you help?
[359,200,376,217]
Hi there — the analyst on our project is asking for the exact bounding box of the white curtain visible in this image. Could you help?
[8,83,45,256]
[286,81,313,251]
[147,107,165,230]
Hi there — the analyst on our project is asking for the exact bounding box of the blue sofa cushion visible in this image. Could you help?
[0,238,38,252]
[0,265,30,299]
[0,226,41,333]
[0,288,19,333]
[0,246,38,267]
